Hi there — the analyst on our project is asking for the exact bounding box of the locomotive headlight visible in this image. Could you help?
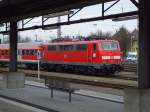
[102,56,111,60]
[114,56,121,59]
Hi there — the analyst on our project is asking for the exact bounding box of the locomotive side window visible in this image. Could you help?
[64,45,74,51]
[76,44,87,50]
[93,44,97,50]
[58,45,74,51]
[48,45,56,51]
[59,45,64,51]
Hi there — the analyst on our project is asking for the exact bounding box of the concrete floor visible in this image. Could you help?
[0,85,123,112]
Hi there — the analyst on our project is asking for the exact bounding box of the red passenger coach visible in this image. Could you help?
[0,43,41,68]
[0,44,9,65]
[41,40,123,74]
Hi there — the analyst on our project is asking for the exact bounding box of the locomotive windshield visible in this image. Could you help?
[101,42,119,50]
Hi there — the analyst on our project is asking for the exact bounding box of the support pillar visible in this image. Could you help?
[0,21,25,89]
[124,1,150,112]
[9,21,17,72]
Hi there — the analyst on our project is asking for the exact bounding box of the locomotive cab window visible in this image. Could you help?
[102,42,119,50]
[111,43,119,50]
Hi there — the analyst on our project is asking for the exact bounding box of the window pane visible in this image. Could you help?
[48,45,56,51]
[59,45,64,51]
[64,45,74,51]
[111,43,118,50]
[76,44,87,50]
[6,50,8,55]
[22,50,25,55]
[102,43,111,50]
[93,44,97,50]
[102,42,119,50]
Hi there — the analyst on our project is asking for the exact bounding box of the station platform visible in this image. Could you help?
[0,97,46,112]
[0,84,123,112]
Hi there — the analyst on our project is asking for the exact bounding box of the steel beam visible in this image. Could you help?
[0,0,115,23]
[0,11,138,34]
[130,0,139,8]
[138,0,150,88]
[9,21,18,72]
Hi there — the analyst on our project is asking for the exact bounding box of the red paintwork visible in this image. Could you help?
[41,40,122,64]
[0,40,122,65]
[0,43,41,62]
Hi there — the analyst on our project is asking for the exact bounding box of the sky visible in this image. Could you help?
[1,0,138,42]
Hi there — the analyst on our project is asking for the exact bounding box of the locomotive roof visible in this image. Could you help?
[43,40,119,45]
[0,40,119,49]
[0,42,42,49]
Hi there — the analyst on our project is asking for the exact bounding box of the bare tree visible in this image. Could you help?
[113,26,131,57]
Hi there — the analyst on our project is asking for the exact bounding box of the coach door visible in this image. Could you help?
[17,49,22,61]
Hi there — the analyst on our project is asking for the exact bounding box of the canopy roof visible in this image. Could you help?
[0,0,114,23]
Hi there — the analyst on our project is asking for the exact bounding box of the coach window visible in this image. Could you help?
[2,50,4,55]
[76,44,87,50]
[18,50,20,55]
[26,50,30,56]
[34,50,37,55]
[6,50,8,55]
[30,50,34,55]
[28,50,32,56]
[22,50,25,55]
[28,50,31,56]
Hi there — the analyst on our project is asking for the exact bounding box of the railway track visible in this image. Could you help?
[123,63,137,72]
[0,67,138,89]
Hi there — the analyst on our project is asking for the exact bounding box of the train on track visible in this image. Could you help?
[0,40,123,74]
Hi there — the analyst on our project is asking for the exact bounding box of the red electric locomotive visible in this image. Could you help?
[41,40,123,74]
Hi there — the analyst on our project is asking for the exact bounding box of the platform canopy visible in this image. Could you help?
[0,0,114,23]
